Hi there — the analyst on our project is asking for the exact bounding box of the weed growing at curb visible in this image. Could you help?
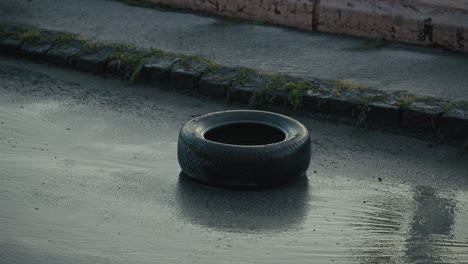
[108,46,221,82]
[179,54,220,71]
[357,91,390,105]
[77,41,99,56]
[249,73,319,110]
[354,104,371,128]
[285,79,319,109]
[396,93,442,107]
[249,86,274,109]
[130,61,146,83]
[352,91,391,128]
[332,80,367,96]
[249,73,292,109]
[147,48,220,71]
[225,67,258,105]
[442,101,468,112]
[18,30,41,43]
[110,47,144,66]
[147,48,220,70]
[54,32,86,46]
[110,47,150,81]
[234,67,255,85]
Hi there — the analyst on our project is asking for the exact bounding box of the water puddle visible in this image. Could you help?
[1,69,467,263]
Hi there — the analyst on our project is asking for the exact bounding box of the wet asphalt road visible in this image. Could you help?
[1,57,468,263]
[1,0,468,101]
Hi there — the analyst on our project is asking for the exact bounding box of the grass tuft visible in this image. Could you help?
[353,91,390,128]
[18,30,41,43]
[110,47,150,81]
[396,93,442,107]
[54,32,86,46]
[442,101,468,112]
[357,91,390,105]
[130,60,145,83]
[233,67,255,85]
[75,41,100,57]
[332,80,367,96]
[249,73,319,109]
[147,48,220,71]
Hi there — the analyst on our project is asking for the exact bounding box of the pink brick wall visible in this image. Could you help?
[145,0,468,53]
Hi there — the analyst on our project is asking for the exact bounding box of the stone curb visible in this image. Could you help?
[1,24,467,144]
[139,0,468,53]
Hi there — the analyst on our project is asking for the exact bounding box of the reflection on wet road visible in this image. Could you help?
[176,174,310,232]
[405,187,460,264]
[1,58,468,263]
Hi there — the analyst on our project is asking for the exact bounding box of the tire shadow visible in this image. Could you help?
[175,172,310,233]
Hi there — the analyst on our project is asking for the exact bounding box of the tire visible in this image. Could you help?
[177,110,311,188]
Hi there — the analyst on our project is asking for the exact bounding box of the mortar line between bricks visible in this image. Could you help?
[1,24,467,145]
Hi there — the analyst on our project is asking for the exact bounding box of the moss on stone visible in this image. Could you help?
[54,32,86,46]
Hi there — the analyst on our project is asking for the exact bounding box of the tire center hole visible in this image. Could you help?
[204,122,286,146]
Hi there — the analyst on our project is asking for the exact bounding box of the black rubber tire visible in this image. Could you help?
[177,110,311,188]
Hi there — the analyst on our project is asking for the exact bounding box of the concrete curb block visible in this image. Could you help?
[170,60,209,90]
[438,105,468,140]
[401,102,444,132]
[140,0,468,53]
[76,45,117,74]
[143,56,180,85]
[1,24,467,144]
[0,38,23,54]
[47,40,87,67]
[199,67,240,99]
[20,31,59,61]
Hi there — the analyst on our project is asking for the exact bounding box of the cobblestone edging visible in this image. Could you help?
[1,24,467,144]
[136,0,468,53]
